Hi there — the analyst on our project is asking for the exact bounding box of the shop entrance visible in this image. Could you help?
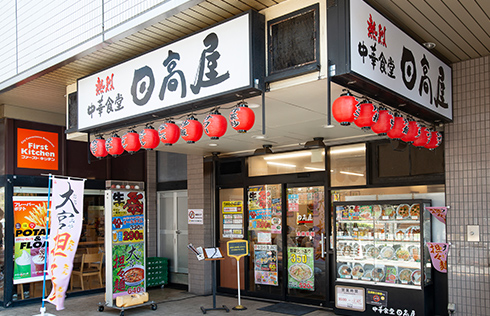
[285,185,326,303]
[157,190,188,285]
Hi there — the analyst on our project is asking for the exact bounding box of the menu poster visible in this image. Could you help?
[288,194,299,213]
[112,243,145,297]
[287,247,314,291]
[110,190,146,298]
[254,245,278,286]
[13,198,50,283]
[222,201,244,238]
[249,208,272,230]
[271,198,282,234]
[426,206,447,224]
[427,242,449,273]
[223,201,243,214]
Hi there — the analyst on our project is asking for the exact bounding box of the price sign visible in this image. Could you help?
[287,247,314,291]
[227,240,249,259]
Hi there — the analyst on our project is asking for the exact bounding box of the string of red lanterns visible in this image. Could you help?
[332,90,442,150]
[90,102,256,158]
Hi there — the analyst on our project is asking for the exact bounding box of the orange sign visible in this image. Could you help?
[17,128,59,170]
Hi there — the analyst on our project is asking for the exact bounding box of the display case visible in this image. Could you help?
[334,200,432,289]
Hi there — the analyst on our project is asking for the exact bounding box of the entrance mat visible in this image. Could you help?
[257,302,318,315]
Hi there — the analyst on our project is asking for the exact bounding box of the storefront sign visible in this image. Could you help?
[47,177,85,311]
[17,128,59,170]
[349,0,452,120]
[254,245,278,286]
[287,247,314,291]
[13,198,50,284]
[426,206,447,224]
[366,288,387,307]
[427,242,449,273]
[227,239,248,259]
[188,209,203,225]
[106,189,146,301]
[335,285,365,311]
[77,12,264,131]
[371,306,416,316]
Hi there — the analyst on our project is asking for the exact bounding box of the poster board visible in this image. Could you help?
[105,189,146,306]
[13,197,51,284]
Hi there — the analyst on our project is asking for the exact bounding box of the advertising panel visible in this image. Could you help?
[105,189,146,304]
[287,247,314,291]
[13,198,50,284]
[17,128,59,170]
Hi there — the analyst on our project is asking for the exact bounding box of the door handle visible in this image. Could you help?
[321,233,325,258]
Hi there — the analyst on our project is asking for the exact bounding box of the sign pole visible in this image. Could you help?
[226,240,248,311]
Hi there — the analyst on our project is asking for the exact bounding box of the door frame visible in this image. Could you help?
[157,189,188,274]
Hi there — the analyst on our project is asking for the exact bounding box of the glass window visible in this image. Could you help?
[330,144,366,187]
[248,149,325,177]
[158,152,187,182]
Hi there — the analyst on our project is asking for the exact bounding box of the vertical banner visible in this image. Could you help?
[13,198,50,284]
[287,247,314,291]
[47,178,85,310]
[427,242,449,273]
[109,190,146,299]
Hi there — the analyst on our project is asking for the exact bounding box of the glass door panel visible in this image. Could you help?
[286,186,326,301]
[247,184,282,296]
[218,188,245,289]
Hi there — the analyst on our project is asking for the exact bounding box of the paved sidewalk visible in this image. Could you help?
[0,287,337,316]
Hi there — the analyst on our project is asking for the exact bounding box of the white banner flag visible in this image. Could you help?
[47,178,85,310]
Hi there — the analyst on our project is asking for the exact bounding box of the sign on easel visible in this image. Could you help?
[227,240,249,311]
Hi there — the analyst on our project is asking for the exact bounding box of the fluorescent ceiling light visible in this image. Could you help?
[330,145,366,155]
[266,161,296,168]
[304,166,325,171]
[264,152,312,160]
[340,171,365,177]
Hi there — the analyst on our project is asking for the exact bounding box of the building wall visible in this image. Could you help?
[446,55,490,316]
[186,155,213,295]
[0,0,198,89]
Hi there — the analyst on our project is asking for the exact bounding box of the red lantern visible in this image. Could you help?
[122,129,141,153]
[401,120,421,143]
[354,101,378,130]
[332,91,360,126]
[371,109,394,135]
[387,115,409,140]
[139,125,160,150]
[105,133,124,157]
[90,136,108,159]
[158,120,180,146]
[413,127,432,147]
[203,110,227,139]
[230,102,255,133]
[424,131,442,150]
[181,116,203,143]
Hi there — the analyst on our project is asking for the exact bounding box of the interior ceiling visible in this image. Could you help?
[0,0,488,156]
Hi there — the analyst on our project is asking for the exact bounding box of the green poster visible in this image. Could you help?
[112,242,145,297]
[287,247,314,291]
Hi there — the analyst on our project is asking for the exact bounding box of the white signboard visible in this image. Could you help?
[350,0,452,120]
[335,285,365,311]
[188,209,203,225]
[78,14,252,131]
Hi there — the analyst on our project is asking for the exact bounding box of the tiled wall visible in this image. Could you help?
[146,150,158,257]
[187,155,213,295]
[446,55,490,315]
